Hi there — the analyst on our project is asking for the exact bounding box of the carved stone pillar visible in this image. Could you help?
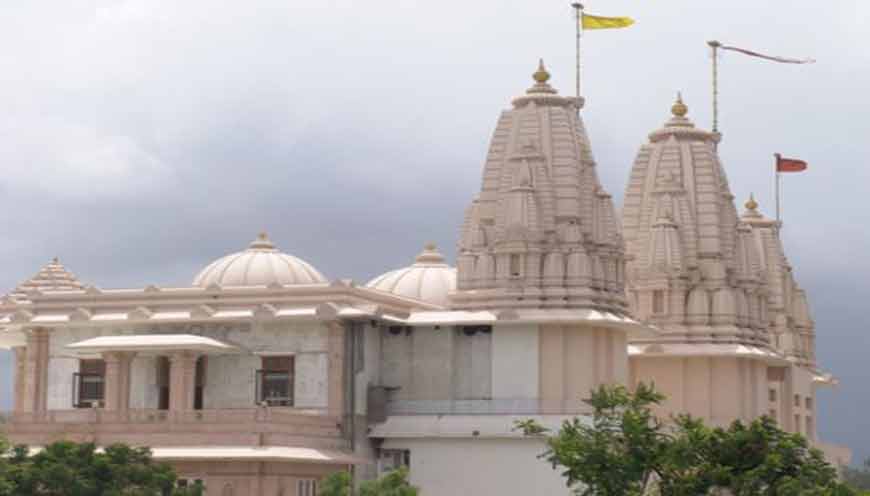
[22,328,49,414]
[169,352,198,412]
[12,346,26,413]
[326,322,345,418]
[102,352,135,411]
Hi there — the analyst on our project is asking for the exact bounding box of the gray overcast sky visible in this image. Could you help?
[0,0,867,462]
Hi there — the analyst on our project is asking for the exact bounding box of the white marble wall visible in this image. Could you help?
[294,353,328,408]
[46,357,78,409]
[204,354,259,408]
[491,324,539,399]
[356,323,382,415]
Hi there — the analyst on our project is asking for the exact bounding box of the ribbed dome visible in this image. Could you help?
[9,257,84,300]
[193,233,327,288]
[366,243,456,306]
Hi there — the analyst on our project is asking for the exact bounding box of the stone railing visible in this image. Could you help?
[384,399,592,416]
[3,407,346,449]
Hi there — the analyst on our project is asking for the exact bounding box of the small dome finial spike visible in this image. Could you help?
[249,231,276,250]
[745,193,759,211]
[533,59,551,84]
[671,91,688,117]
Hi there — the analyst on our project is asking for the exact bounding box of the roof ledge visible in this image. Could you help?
[11,309,33,323]
[315,302,341,321]
[129,307,153,320]
[254,303,278,320]
[330,279,355,288]
[191,304,216,319]
[70,308,92,322]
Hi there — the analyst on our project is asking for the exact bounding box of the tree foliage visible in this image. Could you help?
[0,440,201,496]
[517,383,855,496]
[320,467,418,496]
[842,459,870,492]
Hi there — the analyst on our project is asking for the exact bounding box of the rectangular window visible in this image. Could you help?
[256,356,294,406]
[768,389,777,403]
[379,449,411,476]
[297,479,317,496]
[194,356,206,411]
[805,397,813,410]
[509,254,522,277]
[652,290,665,315]
[806,417,814,440]
[794,394,800,408]
[794,414,801,434]
[157,356,170,410]
[73,359,105,408]
[177,479,204,490]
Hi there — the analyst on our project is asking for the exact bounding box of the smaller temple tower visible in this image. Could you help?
[622,95,768,347]
[740,196,816,368]
[623,96,776,425]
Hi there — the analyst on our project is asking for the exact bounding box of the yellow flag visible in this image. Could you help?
[581,14,635,30]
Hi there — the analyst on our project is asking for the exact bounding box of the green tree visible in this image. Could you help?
[320,467,417,496]
[3,441,202,496]
[517,383,854,496]
[318,470,351,496]
[843,458,870,491]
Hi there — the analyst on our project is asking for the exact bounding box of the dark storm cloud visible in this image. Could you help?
[0,0,866,462]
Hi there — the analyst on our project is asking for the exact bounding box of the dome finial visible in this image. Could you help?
[249,231,276,250]
[745,193,758,211]
[671,92,688,117]
[414,242,446,265]
[533,59,551,84]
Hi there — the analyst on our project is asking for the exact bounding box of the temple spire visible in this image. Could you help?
[454,63,625,312]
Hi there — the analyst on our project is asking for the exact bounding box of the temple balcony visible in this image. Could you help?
[3,406,347,450]
[381,398,593,417]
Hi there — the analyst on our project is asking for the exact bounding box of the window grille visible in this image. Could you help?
[378,449,410,476]
[255,356,294,406]
[296,479,317,496]
[72,359,105,408]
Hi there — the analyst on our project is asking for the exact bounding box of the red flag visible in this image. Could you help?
[775,153,807,173]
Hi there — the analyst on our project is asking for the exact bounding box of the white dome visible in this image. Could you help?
[193,233,327,288]
[366,243,456,306]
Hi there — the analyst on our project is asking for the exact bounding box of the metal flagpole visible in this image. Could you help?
[774,154,782,228]
[572,2,584,113]
[708,40,721,135]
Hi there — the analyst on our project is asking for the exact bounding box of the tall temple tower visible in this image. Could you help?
[452,61,627,314]
[622,96,831,437]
